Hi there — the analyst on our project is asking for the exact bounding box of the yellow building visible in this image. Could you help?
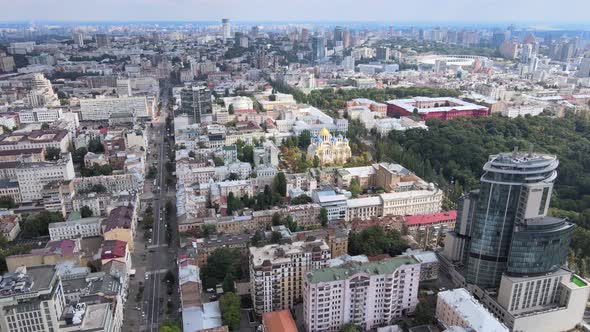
[307,128,351,165]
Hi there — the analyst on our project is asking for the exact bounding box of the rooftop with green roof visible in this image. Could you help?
[306,257,418,284]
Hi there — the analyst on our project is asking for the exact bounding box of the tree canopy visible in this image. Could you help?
[348,226,408,257]
[200,248,244,290]
[219,292,241,330]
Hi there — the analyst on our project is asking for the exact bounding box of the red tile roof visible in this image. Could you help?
[101,240,127,259]
[262,310,298,332]
[402,210,457,226]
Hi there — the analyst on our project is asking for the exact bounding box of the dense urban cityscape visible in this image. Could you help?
[0,2,589,332]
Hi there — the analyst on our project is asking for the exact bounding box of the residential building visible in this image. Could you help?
[179,86,212,124]
[0,180,21,204]
[303,257,421,332]
[48,215,102,241]
[0,152,75,202]
[0,129,70,152]
[0,265,66,332]
[102,205,137,252]
[0,214,20,241]
[436,289,508,332]
[250,240,331,314]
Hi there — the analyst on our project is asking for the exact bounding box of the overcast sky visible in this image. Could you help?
[0,0,589,24]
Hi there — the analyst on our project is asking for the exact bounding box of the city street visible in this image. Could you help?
[123,81,178,332]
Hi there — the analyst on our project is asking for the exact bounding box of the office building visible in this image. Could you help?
[441,151,587,332]
[303,257,421,332]
[0,129,70,152]
[179,86,213,124]
[312,36,326,64]
[249,240,331,314]
[455,152,570,288]
[17,107,63,124]
[0,265,66,332]
[436,289,508,332]
[79,96,149,121]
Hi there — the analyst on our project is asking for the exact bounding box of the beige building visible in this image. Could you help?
[250,240,331,314]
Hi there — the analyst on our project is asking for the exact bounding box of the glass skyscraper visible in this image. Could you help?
[463,151,572,288]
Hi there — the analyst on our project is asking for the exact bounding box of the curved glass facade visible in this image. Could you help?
[507,217,573,276]
[465,152,560,288]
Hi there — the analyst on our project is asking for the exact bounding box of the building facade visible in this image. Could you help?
[250,240,331,314]
[303,257,421,332]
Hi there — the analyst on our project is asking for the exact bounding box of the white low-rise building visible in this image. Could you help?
[48,216,102,241]
[436,288,508,332]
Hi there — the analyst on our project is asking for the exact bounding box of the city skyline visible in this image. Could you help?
[0,0,590,25]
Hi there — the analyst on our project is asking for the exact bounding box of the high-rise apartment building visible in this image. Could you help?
[72,32,84,47]
[303,257,421,332]
[249,240,331,314]
[577,56,590,78]
[0,266,66,332]
[222,18,231,43]
[179,86,213,124]
[376,47,390,61]
[95,34,111,48]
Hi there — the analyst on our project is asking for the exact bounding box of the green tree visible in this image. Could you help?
[87,137,104,153]
[319,208,328,227]
[21,210,64,238]
[348,226,408,256]
[340,324,361,332]
[250,230,263,246]
[272,212,282,226]
[228,173,240,181]
[200,248,243,289]
[72,147,88,164]
[286,215,298,232]
[273,172,287,197]
[159,321,181,332]
[271,231,282,244]
[298,130,312,149]
[313,155,320,168]
[80,205,93,218]
[0,196,16,209]
[45,147,61,161]
[219,293,241,330]
[41,122,50,130]
[228,104,235,115]
[291,194,312,205]
[349,179,361,198]
[414,298,434,325]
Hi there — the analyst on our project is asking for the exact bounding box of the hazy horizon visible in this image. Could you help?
[0,0,589,25]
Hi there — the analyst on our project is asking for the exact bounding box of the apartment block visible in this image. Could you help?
[303,257,421,332]
[250,240,331,314]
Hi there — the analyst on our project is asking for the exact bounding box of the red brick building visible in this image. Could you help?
[386,97,488,120]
